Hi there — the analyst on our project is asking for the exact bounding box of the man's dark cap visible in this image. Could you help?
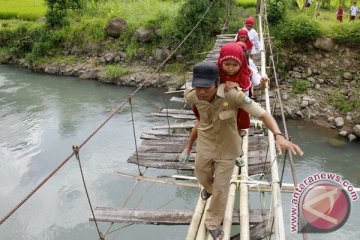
[192,61,219,87]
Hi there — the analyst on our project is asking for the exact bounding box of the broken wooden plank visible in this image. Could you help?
[151,112,196,120]
[152,121,195,130]
[159,109,194,115]
[127,158,194,170]
[170,96,185,103]
[90,207,270,225]
[142,130,189,137]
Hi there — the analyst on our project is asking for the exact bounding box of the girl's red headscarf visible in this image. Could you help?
[337,6,343,15]
[217,42,252,91]
[235,28,253,51]
[245,17,255,27]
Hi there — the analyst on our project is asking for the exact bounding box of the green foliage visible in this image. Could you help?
[170,0,226,58]
[267,0,286,25]
[9,25,34,57]
[328,21,360,43]
[292,80,310,94]
[28,27,65,60]
[320,0,331,10]
[0,23,39,58]
[0,47,9,63]
[274,14,322,44]
[45,8,69,27]
[64,18,106,46]
[0,28,14,46]
[327,90,356,112]
[44,0,98,27]
[104,65,132,80]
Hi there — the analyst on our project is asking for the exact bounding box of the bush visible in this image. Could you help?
[328,21,360,44]
[170,0,226,58]
[274,14,322,44]
[267,0,286,25]
[327,90,356,113]
[29,27,65,58]
[65,18,106,46]
[292,80,310,94]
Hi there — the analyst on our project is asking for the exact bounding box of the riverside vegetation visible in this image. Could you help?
[0,0,359,139]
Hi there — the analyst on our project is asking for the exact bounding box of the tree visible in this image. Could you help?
[45,0,101,28]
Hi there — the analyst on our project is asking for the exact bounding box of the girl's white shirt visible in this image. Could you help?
[249,59,261,86]
[246,28,261,54]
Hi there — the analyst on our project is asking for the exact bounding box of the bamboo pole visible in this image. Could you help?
[239,132,250,240]
[186,192,207,240]
[196,200,210,240]
[222,166,240,239]
[258,14,286,240]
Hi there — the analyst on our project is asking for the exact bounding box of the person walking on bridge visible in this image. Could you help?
[184,61,303,240]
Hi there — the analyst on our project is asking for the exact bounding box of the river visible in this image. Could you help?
[0,65,359,240]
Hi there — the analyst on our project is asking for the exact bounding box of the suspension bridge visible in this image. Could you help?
[0,0,303,239]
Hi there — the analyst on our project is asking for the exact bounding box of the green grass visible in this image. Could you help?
[292,80,310,94]
[104,65,132,80]
[0,0,46,21]
[31,55,77,65]
[85,0,181,29]
[235,0,257,9]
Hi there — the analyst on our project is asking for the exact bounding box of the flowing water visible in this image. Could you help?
[0,65,359,240]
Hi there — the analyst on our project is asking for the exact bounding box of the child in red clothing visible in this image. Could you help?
[178,43,253,164]
[235,28,253,52]
[337,5,344,22]
[218,42,252,136]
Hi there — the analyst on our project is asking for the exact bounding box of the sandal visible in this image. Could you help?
[240,129,247,137]
[178,150,190,165]
[208,228,224,240]
[200,189,212,201]
[235,156,245,168]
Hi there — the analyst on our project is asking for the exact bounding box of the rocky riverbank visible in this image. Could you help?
[271,37,360,142]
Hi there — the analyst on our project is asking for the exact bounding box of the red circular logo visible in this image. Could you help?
[300,182,350,232]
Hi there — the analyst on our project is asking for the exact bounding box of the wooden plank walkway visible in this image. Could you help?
[127,128,270,175]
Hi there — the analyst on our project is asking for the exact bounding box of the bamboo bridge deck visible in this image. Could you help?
[91,20,289,240]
